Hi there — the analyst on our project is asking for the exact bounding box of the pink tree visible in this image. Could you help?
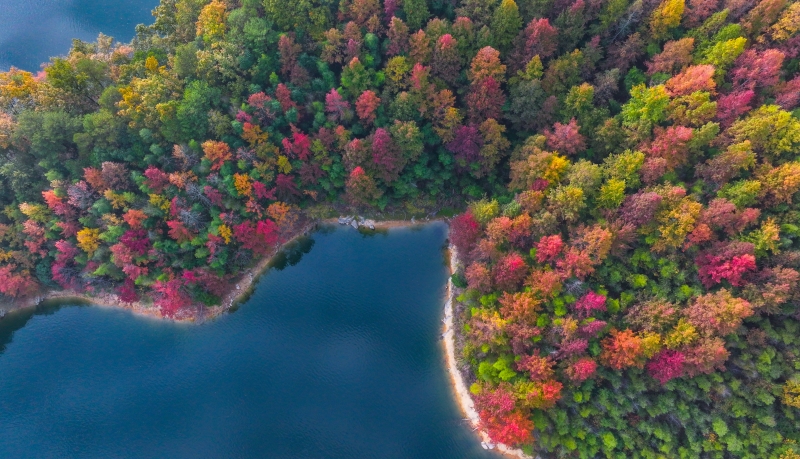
[544,119,586,155]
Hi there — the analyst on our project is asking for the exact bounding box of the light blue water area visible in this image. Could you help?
[0,223,499,459]
[0,0,157,71]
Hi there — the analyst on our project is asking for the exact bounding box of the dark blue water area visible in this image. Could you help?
[0,223,499,459]
[0,0,157,71]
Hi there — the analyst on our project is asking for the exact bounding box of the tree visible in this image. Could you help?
[355,90,380,124]
[77,228,101,256]
[325,89,352,122]
[196,0,228,43]
[371,128,404,183]
[469,47,506,84]
[466,77,505,123]
[573,291,607,318]
[403,0,430,30]
[601,329,645,370]
[621,84,670,138]
[664,65,716,96]
[727,105,800,160]
[544,119,586,156]
[202,140,232,171]
[730,49,785,91]
[565,357,597,383]
[647,350,685,384]
[387,17,410,56]
[648,125,693,169]
[493,252,528,291]
[646,38,695,75]
[536,235,563,263]
[345,167,382,207]
[685,289,753,336]
[490,0,522,51]
[451,212,482,256]
[650,0,685,40]
[0,266,38,298]
[431,35,461,84]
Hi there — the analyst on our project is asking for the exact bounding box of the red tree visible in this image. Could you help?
[730,49,785,92]
[647,349,686,384]
[536,235,563,263]
[573,291,607,318]
[371,127,404,183]
[144,166,170,192]
[153,279,193,318]
[355,90,381,124]
[0,266,38,298]
[565,357,598,383]
[696,242,757,288]
[716,90,754,127]
[493,252,528,291]
[450,212,482,257]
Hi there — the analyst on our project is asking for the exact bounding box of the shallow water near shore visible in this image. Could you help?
[0,223,499,459]
[0,0,157,71]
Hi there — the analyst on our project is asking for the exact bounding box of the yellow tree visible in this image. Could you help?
[0,67,38,114]
[77,228,101,257]
[649,0,685,40]
[196,0,228,43]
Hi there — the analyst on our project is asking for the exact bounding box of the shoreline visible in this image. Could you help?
[1,218,438,323]
[443,246,533,459]
[3,221,318,323]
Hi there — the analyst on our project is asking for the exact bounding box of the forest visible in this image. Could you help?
[0,0,799,455]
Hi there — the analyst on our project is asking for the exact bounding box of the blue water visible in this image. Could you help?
[0,223,497,459]
[0,0,157,70]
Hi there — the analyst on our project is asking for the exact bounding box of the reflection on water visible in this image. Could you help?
[0,223,500,459]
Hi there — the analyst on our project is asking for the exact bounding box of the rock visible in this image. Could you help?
[358,216,366,225]
[338,217,347,225]
[350,219,358,229]
[365,219,375,230]
[411,216,416,224]
[480,442,488,450]
[486,442,496,449]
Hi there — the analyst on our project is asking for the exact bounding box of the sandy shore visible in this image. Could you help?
[443,246,533,459]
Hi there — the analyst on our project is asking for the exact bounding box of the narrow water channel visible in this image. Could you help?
[0,223,498,459]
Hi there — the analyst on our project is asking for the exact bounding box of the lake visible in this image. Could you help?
[0,0,157,71]
[0,223,498,459]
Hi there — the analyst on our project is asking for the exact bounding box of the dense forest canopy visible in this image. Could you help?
[1,0,800,455]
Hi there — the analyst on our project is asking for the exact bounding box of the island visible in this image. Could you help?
[1,0,800,456]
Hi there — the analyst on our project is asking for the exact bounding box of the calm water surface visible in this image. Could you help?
[0,0,157,70]
[0,223,498,459]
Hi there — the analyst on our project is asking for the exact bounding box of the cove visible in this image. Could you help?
[0,223,498,459]
[0,0,157,71]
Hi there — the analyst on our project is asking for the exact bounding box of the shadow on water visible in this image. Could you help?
[0,236,319,348]
[271,235,316,271]
[226,235,315,314]
[0,300,91,355]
